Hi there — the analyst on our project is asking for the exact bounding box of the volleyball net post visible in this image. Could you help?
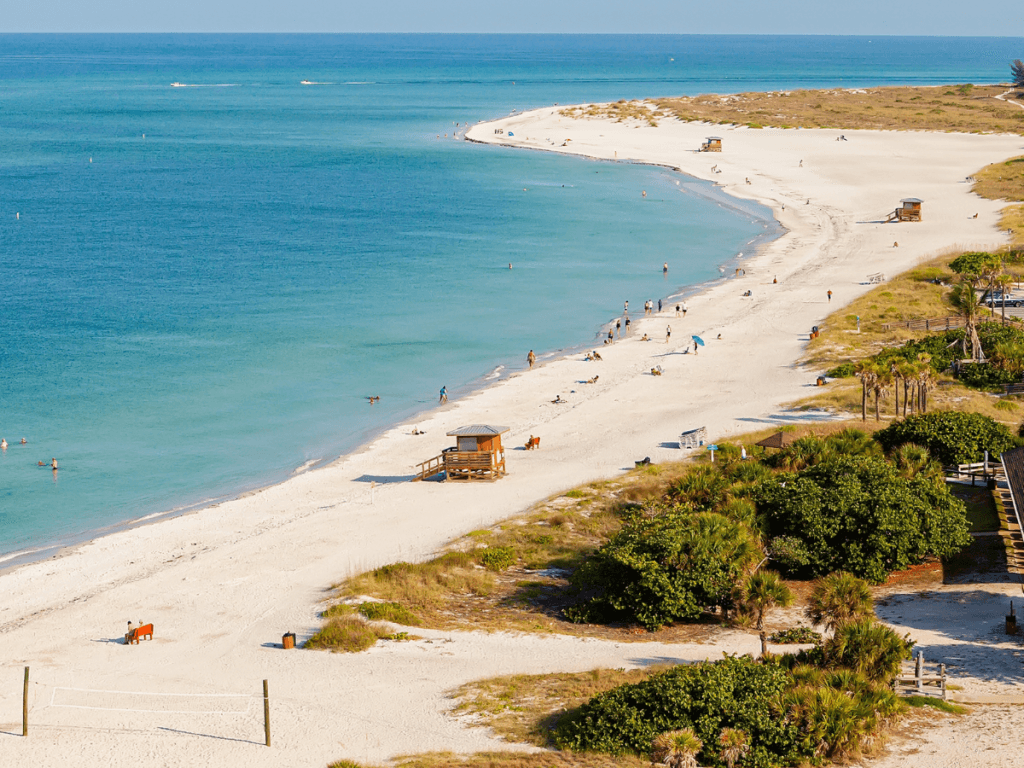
[23,666,29,737]
[263,679,270,747]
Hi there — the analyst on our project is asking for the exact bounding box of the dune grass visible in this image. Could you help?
[973,155,1024,245]
[904,695,969,714]
[650,84,1024,135]
[306,615,397,653]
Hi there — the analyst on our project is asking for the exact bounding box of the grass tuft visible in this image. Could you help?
[904,695,968,714]
[357,601,422,626]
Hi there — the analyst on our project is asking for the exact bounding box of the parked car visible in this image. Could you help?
[985,292,1024,308]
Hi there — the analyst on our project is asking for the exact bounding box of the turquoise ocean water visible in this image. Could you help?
[0,34,1020,558]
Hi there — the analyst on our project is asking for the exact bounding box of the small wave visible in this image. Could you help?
[170,83,240,88]
[300,80,336,85]
[291,459,319,476]
[484,365,505,380]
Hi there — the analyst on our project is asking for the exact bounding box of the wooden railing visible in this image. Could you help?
[881,316,965,332]
[444,450,506,481]
[413,454,445,482]
[894,651,947,699]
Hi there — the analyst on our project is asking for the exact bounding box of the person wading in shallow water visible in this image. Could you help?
[439,386,448,404]
[527,350,536,369]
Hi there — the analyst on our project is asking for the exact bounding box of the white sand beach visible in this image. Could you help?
[1,107,1022,766]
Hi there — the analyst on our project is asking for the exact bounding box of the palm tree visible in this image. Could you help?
[718,728,750,768]
[805,572,874,633]
[897,361,918,417]
[994,273,1014,325]
[825,428,880,457]
[917,365,933,413]
[893,443,940,479]
[652,728,704,768]
[950,280,985,362]
[742,570,794,655]
[871,368,891,422]
[854,361,877,422]
[890,362,901,417]
[824,618,912,682]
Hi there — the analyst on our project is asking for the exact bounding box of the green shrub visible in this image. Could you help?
[566,512,760,630]
[479,545,516,571]
[754,455,971,582]
[874,410,1018,464]
[555,656,801,766]
[305,615,387,653]
[357,601,422,626]
[769,627,822,644]
[824,619,914,682]
[826,362,857,378]
[956,362,1018,389]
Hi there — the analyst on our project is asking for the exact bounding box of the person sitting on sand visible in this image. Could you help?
[592,351,602,361]
[584,352,593,361]
[743,290,752,297]
[641,333,649,341]
[586,375,598,384]
[552,395,566,404]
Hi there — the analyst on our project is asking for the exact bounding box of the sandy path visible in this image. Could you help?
[1,107,1022,766]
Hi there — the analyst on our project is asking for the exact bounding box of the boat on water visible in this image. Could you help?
[171,82,186,87]
[300,80,313,85]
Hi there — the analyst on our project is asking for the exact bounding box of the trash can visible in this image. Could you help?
[282,632,296,650]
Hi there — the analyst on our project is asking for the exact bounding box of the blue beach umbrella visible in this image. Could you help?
[691,335,705,346]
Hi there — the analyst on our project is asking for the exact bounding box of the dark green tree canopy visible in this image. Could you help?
[1012,59,1024,89]
[948,251,1000,278]
[753,455,970,582]
[874,410,1018,465]
[566,511,759,630]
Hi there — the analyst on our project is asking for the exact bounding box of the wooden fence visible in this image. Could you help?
[881,316,966,332]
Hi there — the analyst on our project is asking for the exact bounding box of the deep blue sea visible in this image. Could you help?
[1,34,1020,558]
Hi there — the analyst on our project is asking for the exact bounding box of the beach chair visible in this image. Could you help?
[868,272,886,284]
[679,426,707,450]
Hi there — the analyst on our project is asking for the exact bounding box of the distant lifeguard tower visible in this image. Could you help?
[887,198,923,222]
[700,137,722,152]
[414,425,509,482]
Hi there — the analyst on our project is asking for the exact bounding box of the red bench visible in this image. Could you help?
[125,624,154,645]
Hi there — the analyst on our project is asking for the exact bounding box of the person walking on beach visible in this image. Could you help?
[625,317,631,334]
[827,289,832,303]
[693,340,699,355]
[666,325,671,343]
[658,299,663,313]
[439,386,448,404]
[616,319,621,336]
[527,350,536,369]
[682,302,688,318]
[675,304,681,317]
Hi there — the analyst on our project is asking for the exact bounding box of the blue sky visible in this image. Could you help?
[3,0,1023,35]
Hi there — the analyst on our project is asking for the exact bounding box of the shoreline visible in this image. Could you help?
[0,157,780,574]
[2,103,1022,766]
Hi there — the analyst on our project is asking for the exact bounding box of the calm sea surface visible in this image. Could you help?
[0,34,1019,557]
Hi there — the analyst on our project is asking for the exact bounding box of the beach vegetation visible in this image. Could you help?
[1012,59,1024,89]
[768,626,821,644]
[739,570,794,655]
[357,601,422,626]
[805,572,875,633]
[565,510,760,630]
[554,653,906,765]
[874,410,1018,464]
[480,545,517,571]
[754,455,971,582]
[306,614,398,653]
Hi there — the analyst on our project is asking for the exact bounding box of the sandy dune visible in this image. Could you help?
[1,107,1022,766]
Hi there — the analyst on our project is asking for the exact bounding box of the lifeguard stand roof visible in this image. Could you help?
[446,425,510,437]
[901,198,924,204]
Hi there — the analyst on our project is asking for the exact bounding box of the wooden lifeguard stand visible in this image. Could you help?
[886,198,923,222]
[699,136,722,152]
[414,424,509,482]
